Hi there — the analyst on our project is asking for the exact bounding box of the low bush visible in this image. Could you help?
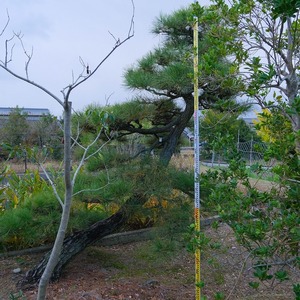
[0,190,107,251]
[0,158,197,253]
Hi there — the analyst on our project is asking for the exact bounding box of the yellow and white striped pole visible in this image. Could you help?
[193,16,201,300]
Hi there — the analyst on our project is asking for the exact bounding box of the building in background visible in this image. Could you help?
[0,107,50,126]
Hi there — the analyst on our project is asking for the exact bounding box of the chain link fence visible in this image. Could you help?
[181,138,274,169]
[237,139,268,166]
[202,139,270,167]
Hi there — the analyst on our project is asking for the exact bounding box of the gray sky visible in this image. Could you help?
[0,1,210,117]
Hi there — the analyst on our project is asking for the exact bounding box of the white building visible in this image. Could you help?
[0,107,50,125]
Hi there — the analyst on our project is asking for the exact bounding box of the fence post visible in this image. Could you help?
[250,136,253,166]
[211,150,215,167]
[24,149,27,173]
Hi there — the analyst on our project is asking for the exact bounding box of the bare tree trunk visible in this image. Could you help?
[36,102,73,299]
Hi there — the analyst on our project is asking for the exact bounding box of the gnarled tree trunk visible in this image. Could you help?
[19,194,146,289]
[160,95,194,165]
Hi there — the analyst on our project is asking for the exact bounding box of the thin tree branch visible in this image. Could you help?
[72,164,111,197]
[4,35,15,67]
[0,9,10,37]
[0,64,64,106]
[63,0,135,100]
[39,164,64,208]
[225,251,253,300]
[14,31,33,80]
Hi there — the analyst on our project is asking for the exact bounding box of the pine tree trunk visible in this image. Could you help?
[19,194,145,289]
[160,95,194,165]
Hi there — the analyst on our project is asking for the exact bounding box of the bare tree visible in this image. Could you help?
[210,1,300,152]
[0,3,134,299]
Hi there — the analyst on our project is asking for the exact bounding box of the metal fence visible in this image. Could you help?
[237,139,268,166]
[181,138,273,168]
[203,139,269,167]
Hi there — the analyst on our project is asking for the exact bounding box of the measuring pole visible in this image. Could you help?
[193,16,201,300]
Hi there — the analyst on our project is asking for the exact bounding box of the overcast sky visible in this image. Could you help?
[0,1,212,117]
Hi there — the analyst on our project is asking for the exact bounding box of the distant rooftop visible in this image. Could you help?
[0,107,50,116]
[0,107,50,122]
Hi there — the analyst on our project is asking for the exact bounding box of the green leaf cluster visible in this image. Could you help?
[267,0,300,19]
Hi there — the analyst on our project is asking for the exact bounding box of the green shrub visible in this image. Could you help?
[0,189,106,251]
[0,207,34,250]
[68,207,107,233]
[0,169,50,210]
[0,191,62,251]
[72,170,134,212]
[85,148,127,172]
[73,171,110,198]
[23,190,61,213]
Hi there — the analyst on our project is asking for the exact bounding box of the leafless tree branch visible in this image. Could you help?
[0,9,10,37]
[39,164,64,208]
[4,35,15,67]
[62,0,135,100]
[14,31,33,80]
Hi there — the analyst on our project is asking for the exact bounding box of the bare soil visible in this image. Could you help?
[0,223,297,300]
[5,160,61,174]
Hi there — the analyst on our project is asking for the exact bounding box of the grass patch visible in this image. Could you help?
[245,166,280,182]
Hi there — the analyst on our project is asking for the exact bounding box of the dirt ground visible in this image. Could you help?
[0,223,297,300]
